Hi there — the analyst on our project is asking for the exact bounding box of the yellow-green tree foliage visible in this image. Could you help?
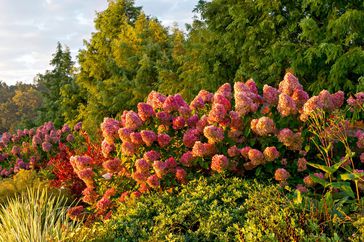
[0,82,42,132]
[77,0,182,132]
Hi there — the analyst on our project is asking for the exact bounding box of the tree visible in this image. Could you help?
[77,0,178,132]
[189,0,364,94]
[0,82,42,132]
[12,87,43,129]
[36,42,76,127]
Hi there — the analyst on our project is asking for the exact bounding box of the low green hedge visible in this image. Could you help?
[73,175,364,241]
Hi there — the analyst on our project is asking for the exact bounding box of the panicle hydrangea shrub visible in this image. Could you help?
[62,72,363,222]
[0,122,79,178]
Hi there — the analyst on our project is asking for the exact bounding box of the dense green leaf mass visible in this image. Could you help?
[36,42,81,128]
[71,176,361,241]
[76,0,184,132]
[0,82,42,132]
[193,0,364,94]
[2,0,364,134]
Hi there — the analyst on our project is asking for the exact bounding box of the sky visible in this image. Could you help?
[0,0,198,85]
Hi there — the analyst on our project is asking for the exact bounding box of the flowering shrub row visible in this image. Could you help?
[0,122,81,177]
[66,72,363,221]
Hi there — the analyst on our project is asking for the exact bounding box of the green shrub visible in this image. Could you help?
[73,176,358,241]
[112,176,247,242]
[0,186,80,241]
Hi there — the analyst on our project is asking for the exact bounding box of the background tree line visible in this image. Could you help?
[1,0,363,134]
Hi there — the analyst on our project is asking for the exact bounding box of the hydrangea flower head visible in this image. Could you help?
[135,158,150,172]
[130,132,144,145]
[211,154,229,173]
[203,125,224,144]
[157,133,171,148]
[245,79,258,94]
[172,116,185,130]
[278,72,302,96]
[228,145,241,157]
[125,111,143,130]
[175,167,187,183]
[277,93,297,117]
[297,158,307,172]
[251,116,276,136]
[274,168,290,181]
[147,174,160,188]
[263,146,280,162]
[118,128,132,142]
[156,111,172,125]
[140,130,157,147]
[248,149,265,165]
[263,84,279,105]
[101,139,115,158]
[121,141,135,156]
[143,150,161,163]
[180,151,194,167]
[216,83,232,100]
[147,91,166,110]
[101,118,121,140]
[137,102,155,121]
[103,158,121,173]
[208,103,227,124]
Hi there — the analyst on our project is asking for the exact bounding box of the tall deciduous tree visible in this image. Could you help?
[77,0,178,132]
[0,82,42,132]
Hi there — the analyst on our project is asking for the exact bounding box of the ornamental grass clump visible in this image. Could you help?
[0,186,80,242]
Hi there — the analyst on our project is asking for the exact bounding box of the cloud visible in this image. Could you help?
[0,0,197,85]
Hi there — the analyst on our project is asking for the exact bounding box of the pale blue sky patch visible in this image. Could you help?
[0,0,197,85]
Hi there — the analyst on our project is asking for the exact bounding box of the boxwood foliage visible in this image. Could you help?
[75,175,362,242]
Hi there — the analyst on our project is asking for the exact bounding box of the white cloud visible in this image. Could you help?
[0,0,197,85]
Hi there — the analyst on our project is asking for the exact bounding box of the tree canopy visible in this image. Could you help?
[36,42,77,128]
[2,0,363,134]
[192,0,364,93]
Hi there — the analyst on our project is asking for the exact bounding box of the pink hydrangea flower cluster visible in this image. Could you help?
[147,91,166,110]
[137,102,155,121]
[234,81,261,116]
[263,147,280,162]
[356,130,364,149]
[300,90,345,121]
[103,158,122,173]
[192,141,216,157]
[263,85,279,105]
[274,168,291,181]
[250,117,276,136]
[347,92,364,109]
[101,118,121,142]
[203,125,224,144]
[211,154,229,173]
[277,128,303,151]
[183,129,200,148]
[0,121,77,177]
[297,158,307,172]
[66,72,364,221]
